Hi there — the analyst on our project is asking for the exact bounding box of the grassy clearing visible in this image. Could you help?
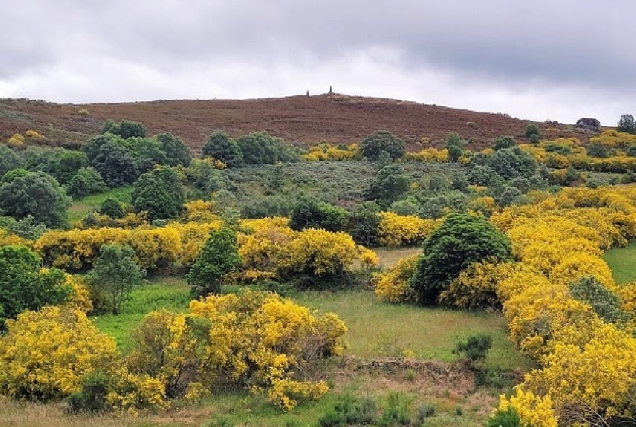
[603,241,636,285]
[67,185,134,223]
[374,247,421,269]
[294,290,530,371]
[92,276,190,350]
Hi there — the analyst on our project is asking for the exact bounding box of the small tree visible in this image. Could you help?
[347,202,381,247]
[0,171,71,228]
[364,164,410,208]
[446,133,465,162]
[187,227,241,298]
[524,124,540,139]
[0,144,23,178]
[618,114,635,134]
[131,167,185,221]
[156,132,191,167]
[0,245,71,329]
[102,119,147,139]
[202,131,243,167]
[289,198,349,232]
[409,213,512,304]
[359,130,405,161]
[453,334,492,362]
[86,244,145,315]
[99,198,125,219]
[494,135,517,151]
[66,167,107,198]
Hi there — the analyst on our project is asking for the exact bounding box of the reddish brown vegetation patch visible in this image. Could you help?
[0,94,591,152]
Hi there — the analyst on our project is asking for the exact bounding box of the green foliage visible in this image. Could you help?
[318,394,378,427]
[524,124,540,139]
[486,406,524,427]
[0,171,71,228]
[480,147,537,180]
[237,131,299,164]
[347,202,381,247]
[359,130,405,161]
[67,371,110,413]
[467,164,501,187]
[494,135,517,151]
[156,132,191,167]
[85,244,145,315]
[570,276,630,325]
[187,227,241,298]
[0,215,47,239]
[131,167,185,221]
[289,198,349,232]
[99,198,125,219]
[187,158,226,193]
[365,164,410,208]
[0,144,23,178]
[36,149,89,185]
[90,138,140,186]
[123,137,167,173]
[203,131,243,167]
[66,167,107,198]
[410,213,512,304]
[453,334,492,362]
[446,133,465,162]
[586,142,609,158]
[0,245,71,329]
[1,168,29,184]
[618,114,635,134]
[419,191,468,219]
[102,119,147,139]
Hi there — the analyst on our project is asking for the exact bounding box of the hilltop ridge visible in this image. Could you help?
[0,94,591,151]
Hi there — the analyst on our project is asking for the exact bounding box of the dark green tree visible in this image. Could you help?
[364,164,410,208]
[187,227,241,297]
[66,167,107,198]
[0,144,23,178]
[618,114,635,134]
[237,131,298,164]
[102,119,147,139]
[346,202,381,247]
[99,198,125,219]
[202,131,243,167]
[156,132,192,167]
[446,133,465,162]
[37,149,89,185]
[493,135,517,151]
[1,168,30,185]
[0,245,71,329]
[0,171,71,228]
[131,167,185,221]
[123,137,167,173]
[359,130,405,161]
[91,140,139,186]
[524,124,540,139]
[289,198,349,232]
[86,244,145,315]
[484,147,537,180]
[409,213,512,304]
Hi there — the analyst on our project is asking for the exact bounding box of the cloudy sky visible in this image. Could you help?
[1,1,634,124]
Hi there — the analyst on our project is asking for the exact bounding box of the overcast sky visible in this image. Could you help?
[1,1,634,125]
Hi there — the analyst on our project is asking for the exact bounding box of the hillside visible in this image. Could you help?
[0,94,592,152]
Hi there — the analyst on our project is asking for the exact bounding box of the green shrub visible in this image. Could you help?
[494,135,517,151]
[570,276,630,325]
[346,202,381,247]
[409,213,512,304]
[67,371,110,413]
[587,142,609,158]
[289,198,349,232]
[99,198,125,219]
[202,131,243,167]
[359,130,405,161]
[67,167,107,198]
[524,124,540,139]
[453,334,492,362]
[486,406,523,427]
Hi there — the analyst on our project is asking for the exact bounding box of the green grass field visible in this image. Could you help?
[67,186,134,223]
[603,241,636,285]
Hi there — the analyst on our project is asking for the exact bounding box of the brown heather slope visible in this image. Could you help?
[0,94,592,152]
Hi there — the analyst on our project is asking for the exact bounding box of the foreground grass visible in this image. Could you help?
[603,241,636,285]
[67,185,134,223]
[295,289,530,371]
[92,276,191,350]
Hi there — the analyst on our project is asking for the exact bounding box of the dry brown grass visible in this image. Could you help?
[374,247,421,269]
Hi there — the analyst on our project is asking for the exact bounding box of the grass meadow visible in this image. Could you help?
[2,247,536,426]
[603,241,636,285]
[67,185,134,223]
